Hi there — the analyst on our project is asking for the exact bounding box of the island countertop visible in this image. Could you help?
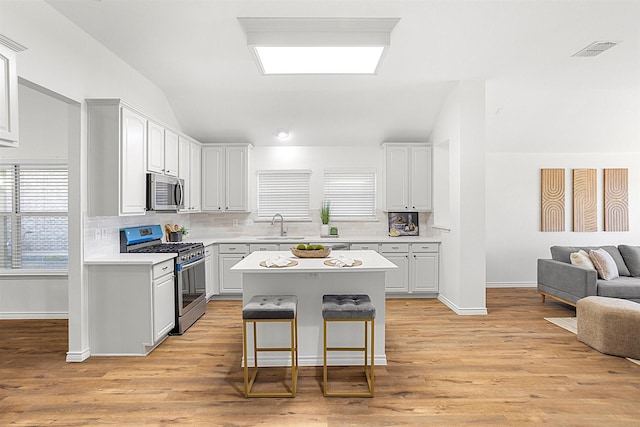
[230,250,397,273]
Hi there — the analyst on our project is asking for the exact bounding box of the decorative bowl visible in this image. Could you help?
[290,247,332,258]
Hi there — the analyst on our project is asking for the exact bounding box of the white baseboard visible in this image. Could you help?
[66,348,91,362]
[438,294,488,315]
[486,282,536,288]
[0,311,68,319]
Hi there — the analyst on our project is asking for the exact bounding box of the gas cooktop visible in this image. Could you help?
[128,242,203,254]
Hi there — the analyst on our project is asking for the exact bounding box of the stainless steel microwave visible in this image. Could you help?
[146,173,185,212]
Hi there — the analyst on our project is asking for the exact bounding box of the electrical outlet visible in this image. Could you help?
[306,272,320,279]
[101,228,108,239]
[245,219,253,226]
[95,229,101,240]
[232,219,239,227]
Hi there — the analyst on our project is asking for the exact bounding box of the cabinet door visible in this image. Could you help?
[190,142,202,211]
[153,273,175,342]
[385,145,409,211]
[164,129,179,177]
[0,44,18,146]
[204,245,214,299]
[120,108,147,215]
[219,254,244,294]
[178,137,191,211]
[225,146,248,211]
[147,121,165,174]
[382,253,409,292]
[410,146,432,210]
[412,253,439,293]
[202,146,225,211]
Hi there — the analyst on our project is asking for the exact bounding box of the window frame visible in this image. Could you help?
[323,168,378,221]
[0,162,69,273]
[256,169,312,222]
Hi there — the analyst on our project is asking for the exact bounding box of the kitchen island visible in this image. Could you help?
[231,250,397,367]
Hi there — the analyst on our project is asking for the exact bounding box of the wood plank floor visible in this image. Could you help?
[1,288,639,426]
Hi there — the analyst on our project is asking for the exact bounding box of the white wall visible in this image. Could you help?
[431,81,487,314]
[1,1,183,361]
[485,79,640,287]
[0,82,72,319]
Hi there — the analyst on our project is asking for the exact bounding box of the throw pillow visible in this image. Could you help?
[589,248,619,281]
[619,245,640,277]
[570,250,595,269]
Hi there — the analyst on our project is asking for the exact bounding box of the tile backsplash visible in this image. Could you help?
[84,210,434,257]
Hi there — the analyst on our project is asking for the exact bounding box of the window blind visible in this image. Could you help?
[323,169,377,219]
[257,170,311,220]
[0,164,69,271]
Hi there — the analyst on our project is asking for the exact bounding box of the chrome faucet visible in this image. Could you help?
[271,213,286,237]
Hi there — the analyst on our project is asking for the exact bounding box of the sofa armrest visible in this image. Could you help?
[537,259,598,303]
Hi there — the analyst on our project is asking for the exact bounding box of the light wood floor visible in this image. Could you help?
[1,288,639,426]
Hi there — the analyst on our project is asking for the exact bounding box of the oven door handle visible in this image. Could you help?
[177,255,204,272]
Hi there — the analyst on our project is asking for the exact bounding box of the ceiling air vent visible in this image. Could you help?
[572,41,619,57]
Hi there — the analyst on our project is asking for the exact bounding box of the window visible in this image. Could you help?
[257,170,311,221]
[324,169,377,220]
[0,164,68,271]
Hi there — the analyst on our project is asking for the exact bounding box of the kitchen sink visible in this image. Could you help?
[256,236,306,240]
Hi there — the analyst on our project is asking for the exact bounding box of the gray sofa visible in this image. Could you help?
[537,245,640,306]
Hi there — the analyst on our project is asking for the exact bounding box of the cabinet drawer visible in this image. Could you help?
[351,243,380,251]
[380,243,409,253]
[153,259,174,279]
[204,245,213,256]
[250,243,279,252]
[411,243,439,253]
[218,243,248,254]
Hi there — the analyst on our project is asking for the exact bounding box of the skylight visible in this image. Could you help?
[238,18,399,75]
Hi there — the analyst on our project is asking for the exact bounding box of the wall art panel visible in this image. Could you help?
[604,168,628,232]
[573,168,597,232]
[541,168,565,232]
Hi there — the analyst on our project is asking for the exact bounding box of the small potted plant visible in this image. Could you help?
[320,201,330,236]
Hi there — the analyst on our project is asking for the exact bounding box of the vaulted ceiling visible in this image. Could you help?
[45,0,640,147]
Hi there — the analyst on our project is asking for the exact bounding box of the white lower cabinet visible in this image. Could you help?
[380,243,410,293]
[410,243,439,293]
[204,244,216,299]
[218,244,248,294]
[380,242,439,295]
[88,259,175,356]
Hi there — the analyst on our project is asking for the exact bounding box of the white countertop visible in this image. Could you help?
[196,235,440,247]
[231,250,397,273]
[84,252,176,265]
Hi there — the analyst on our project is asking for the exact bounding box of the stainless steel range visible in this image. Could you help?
[120,224,206,335]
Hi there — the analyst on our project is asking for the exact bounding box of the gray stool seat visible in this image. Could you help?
[243,295,298,319]
[322,294,376,397]
[242,294,298,398]
[322,294,376,320]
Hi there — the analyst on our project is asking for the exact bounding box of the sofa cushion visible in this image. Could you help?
[589,249,619,281]
[619,245,640,277]
[550,246,631,276]
[597,277,640,299]
[570,250,595,269]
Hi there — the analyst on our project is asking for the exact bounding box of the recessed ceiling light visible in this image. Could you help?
[238,18,400,75]
[276,129,289,139]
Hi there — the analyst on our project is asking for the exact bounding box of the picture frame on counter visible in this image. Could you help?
[388,212,419,237]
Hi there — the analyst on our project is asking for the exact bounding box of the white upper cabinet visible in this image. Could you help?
[163,129,179,177]
[383,143,432,211]
[147,121,178,177]
[178,135,202,212]
[0,42,19,147]
[87,100,147,216]
[202,143,250,212]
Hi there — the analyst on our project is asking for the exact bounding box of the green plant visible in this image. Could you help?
[180,226,189,236]
[321,201,330,225]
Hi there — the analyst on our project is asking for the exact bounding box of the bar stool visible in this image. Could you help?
[322,294,376,397]
[242,295,298,398]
